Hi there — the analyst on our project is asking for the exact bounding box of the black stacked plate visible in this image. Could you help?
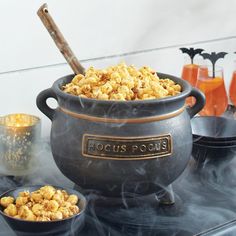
[191,116,236,163]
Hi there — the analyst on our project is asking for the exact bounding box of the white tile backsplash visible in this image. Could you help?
[0,0,236,72]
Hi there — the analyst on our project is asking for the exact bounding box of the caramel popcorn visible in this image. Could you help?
[62,62,181,100]
[16,196,29,207]
[4,204,17,217]
[0,197,14,208]
[0,186,80,221]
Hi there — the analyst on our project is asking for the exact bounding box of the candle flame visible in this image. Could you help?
[0,114,40,127]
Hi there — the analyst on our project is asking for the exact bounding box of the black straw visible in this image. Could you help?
[201,52,228,78]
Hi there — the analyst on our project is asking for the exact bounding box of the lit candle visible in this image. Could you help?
[0,114,41,176]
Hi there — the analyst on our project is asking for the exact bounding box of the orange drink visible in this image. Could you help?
[196,66,228,116]
[180,47,204,106]
[181,64,199,86]
[181,64,199,106]
[229,71,236,106]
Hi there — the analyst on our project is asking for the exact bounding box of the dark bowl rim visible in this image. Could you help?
[0,185,87,224]
[192,134,236,142]
[193,137,236,144]
[193,142,236,149]
[193,141,236,147]
[191,116,236,141]
[52,72,192,105]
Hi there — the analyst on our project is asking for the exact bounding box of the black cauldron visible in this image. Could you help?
[36,73,205,200]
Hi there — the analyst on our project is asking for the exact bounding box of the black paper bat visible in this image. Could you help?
[201,52,228,78]
[179,47,204,64]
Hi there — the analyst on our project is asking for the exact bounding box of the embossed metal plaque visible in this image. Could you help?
[82,134,172,160]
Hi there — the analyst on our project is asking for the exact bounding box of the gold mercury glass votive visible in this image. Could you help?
[0,114,41,176]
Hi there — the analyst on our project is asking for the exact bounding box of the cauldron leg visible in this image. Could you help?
[155,185,175,205]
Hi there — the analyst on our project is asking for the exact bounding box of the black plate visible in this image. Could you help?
[193,136,236,146]
[191,116,236,142]
[192,142,236,164]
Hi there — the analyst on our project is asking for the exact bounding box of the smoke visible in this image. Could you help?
[0,139,236,235]
[83,157,236,236]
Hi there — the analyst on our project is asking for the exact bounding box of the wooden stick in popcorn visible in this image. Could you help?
[37,3,85,75]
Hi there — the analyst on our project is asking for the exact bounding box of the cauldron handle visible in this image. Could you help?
[187,87,205,118]
[36,88,57,121]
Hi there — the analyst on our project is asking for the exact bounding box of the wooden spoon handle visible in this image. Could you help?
[37,3,85,75]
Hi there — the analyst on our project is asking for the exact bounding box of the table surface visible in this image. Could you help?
[0,108,236,236]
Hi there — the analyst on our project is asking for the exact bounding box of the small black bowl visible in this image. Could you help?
[191,116,236,142]
[0,185,86,236]
[192,142,236,164]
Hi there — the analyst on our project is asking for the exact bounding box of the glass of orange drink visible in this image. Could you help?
[229,67,236,107]
[196,66,228,116]
[181,56,203,106]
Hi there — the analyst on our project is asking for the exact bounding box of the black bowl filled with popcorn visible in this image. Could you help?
[0,185,86,235]
[37,62,205,204]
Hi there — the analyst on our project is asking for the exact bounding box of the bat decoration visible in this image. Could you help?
[201,52,228,78]
[179,47,204,64]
